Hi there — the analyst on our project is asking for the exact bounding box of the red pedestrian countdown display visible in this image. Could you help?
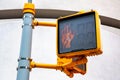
[57,10,102,58]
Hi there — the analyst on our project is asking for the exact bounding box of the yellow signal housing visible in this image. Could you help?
[56,10,102,58]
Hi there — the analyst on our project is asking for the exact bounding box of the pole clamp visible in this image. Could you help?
[18,57,32,62]
[23,15,34,20]
[17,66,31,71]
[22,15,34,29]
[23,3,35,15]
[22,24,34,28]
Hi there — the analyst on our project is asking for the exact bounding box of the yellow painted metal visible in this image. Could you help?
[34,19,56,27]
[57,57,72,66]
[62,67,74,78]
[30,61,62,70]
[95,10,102,51]
[79,10,85,13]
[56,10,103,58]
[57,49,102,58]
[64,56,87,68]
[57,56,87,78]
[23,3,35,15]
[73,67,85,75]
[30,56,87,78]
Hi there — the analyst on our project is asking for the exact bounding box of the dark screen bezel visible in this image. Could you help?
[58,12,97,54]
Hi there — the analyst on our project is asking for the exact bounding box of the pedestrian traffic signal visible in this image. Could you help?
[57,10,102,58]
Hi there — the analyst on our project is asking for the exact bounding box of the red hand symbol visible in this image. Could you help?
[62,25,74,48]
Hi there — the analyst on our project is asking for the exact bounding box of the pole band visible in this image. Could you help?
[17,66,31,71]
[22,15,34,28]
[18,57,32,62]
[23,15,34,20]
[22,24,34,28]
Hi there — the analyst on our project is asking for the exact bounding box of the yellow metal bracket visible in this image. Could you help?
[30,61,63,70]
[33,19,56,27]
[30,56,87,78]
[23,3,35,15]
[60,56,87,78]
[63,56,87,68]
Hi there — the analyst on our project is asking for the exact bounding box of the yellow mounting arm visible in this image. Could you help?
[34,19,56,27]
[30,56,87,78]
[30,61,62,70]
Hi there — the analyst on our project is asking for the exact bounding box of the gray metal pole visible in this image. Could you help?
[28,0,32,3]
[16,0,34,80]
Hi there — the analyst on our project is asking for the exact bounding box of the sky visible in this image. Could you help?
[0,0,120,80]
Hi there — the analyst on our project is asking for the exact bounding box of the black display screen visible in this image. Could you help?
[58,12,97,54]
